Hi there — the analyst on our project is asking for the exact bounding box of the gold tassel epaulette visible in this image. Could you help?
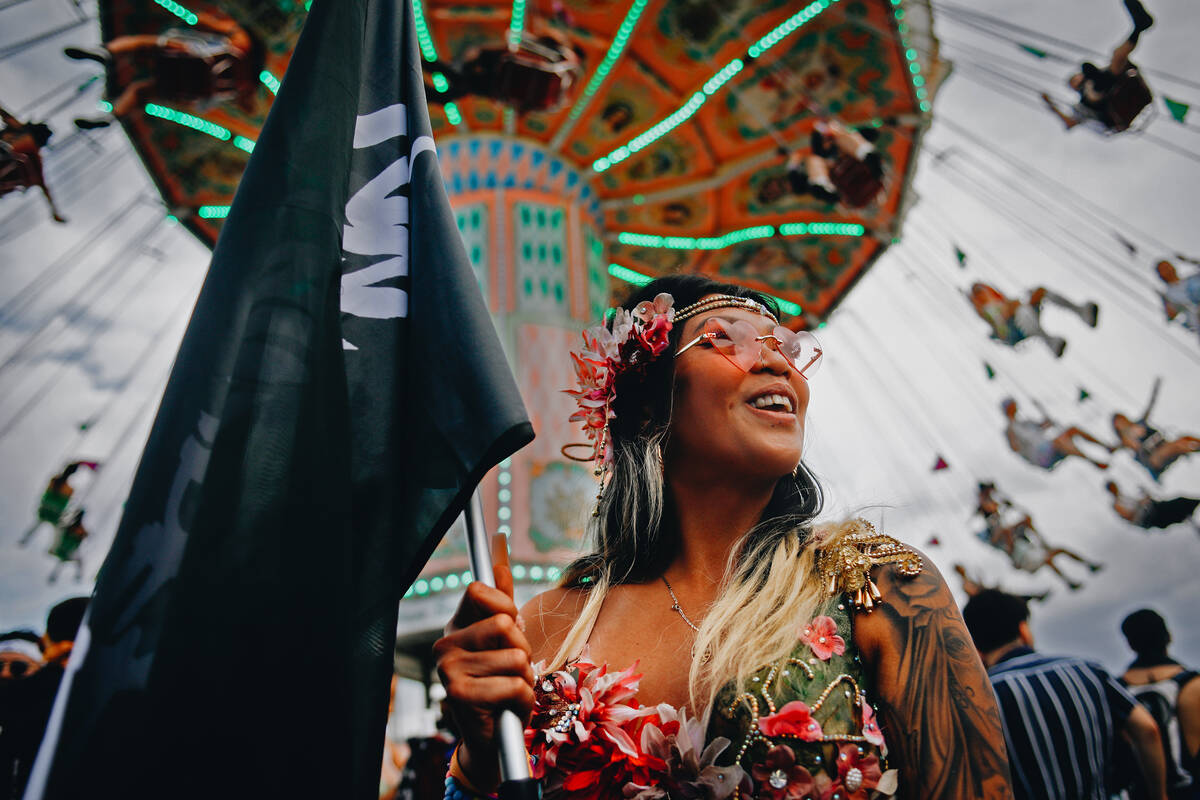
[814,518,923,611]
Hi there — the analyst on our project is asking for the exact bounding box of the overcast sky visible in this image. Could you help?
[1,0,1198,679]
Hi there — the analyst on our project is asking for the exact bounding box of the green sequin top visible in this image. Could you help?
[707,599,894,799]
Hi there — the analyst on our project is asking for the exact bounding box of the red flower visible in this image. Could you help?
[819,744,882,800]
[860,699,885,748]
[800,616,846,662]
[750,745,816,800]
[757,701,824,741]
[527,650,665,800]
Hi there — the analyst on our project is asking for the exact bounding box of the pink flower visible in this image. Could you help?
[800,616,846,661]
[757,701,824,741]
[631,293,674,324]
[860,699,885,748]
[750,745,816,800]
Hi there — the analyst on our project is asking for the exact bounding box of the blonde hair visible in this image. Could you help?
[552,516,862,717]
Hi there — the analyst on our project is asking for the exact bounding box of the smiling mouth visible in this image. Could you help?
[748,393,794,414]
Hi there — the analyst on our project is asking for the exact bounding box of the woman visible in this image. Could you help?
[435,275,1011,799]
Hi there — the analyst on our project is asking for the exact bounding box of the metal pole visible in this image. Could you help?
[462,493,541,800]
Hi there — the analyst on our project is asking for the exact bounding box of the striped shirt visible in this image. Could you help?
[988,646,1137,800]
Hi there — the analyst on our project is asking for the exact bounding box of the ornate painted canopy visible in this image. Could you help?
[423,0,942,324]
[97,0,940,323]
[96,0,303,245]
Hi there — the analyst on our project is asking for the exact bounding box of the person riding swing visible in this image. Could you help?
[1040,0,1156,133]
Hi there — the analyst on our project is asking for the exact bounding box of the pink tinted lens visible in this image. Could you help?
[773,326,823,377]
[703,318,762,371]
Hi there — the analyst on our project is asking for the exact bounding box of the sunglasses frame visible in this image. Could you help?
[675,318,822,378]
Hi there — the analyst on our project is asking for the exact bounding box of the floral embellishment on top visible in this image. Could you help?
[756,700,825,742]
[750,745,816,800]
[859,699,885,749]
[800,616,846,662]
[528,648,745,800]
[623,706,749,800]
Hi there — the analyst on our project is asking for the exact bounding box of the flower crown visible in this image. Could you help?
[563,292,777,465]
[564,293,676,464]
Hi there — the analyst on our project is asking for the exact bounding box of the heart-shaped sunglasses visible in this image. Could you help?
[674,317,823,378]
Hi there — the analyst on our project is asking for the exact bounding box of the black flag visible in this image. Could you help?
[27,0,532,797]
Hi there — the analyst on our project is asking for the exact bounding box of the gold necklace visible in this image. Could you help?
[661,575,701,632]
[662,576,712,663]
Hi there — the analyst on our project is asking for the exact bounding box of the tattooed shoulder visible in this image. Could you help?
[853,551,1013,800]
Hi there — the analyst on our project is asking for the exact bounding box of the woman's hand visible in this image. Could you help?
[433,534,536,791]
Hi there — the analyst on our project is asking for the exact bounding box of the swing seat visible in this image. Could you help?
[1104,67,1153,132]
[153,32,254,105]
[496,37,580,113]
[829,155,883,208]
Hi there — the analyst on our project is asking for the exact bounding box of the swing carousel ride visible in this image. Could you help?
[2,0,1200,669]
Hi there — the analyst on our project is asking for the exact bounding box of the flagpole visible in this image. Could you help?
[462,493,541,800]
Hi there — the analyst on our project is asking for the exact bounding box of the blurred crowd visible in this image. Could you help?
[964,598,1197,800]
[0,596,88,800]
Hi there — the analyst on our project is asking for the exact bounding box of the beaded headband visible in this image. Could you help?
[674,294,778,324]
[563,293,778,465]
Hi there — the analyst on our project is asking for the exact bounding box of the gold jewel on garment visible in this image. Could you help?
[814,518,922,611]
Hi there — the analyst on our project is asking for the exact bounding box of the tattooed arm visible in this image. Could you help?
[853,554,1013,799]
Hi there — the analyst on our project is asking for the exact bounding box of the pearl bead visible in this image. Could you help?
[844,767,864,792]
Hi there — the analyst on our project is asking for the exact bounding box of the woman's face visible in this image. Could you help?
[666,299,811,483]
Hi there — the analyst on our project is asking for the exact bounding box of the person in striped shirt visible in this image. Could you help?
[963,590,1167,800]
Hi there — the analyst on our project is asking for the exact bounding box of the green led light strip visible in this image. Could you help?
[508,0,527,48]
[497,457,513,537]
[769,296,803,316]
[402,562,562,598]
[593,0,834,173]
[154,0,197,25]
[145,103,230,140]
[198,205,229,218]
[259,70,280,95]
[778,222,865,236]
[617,224,773,250]
[617,223,863,250]
[891,0,930,113]
[431,71,449,93]
[143,102,259,151]
[565,0,649,122]
[444,101,463,126]
[608,263,652,286]
[607,263,803,315]
[412,0,438,61]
